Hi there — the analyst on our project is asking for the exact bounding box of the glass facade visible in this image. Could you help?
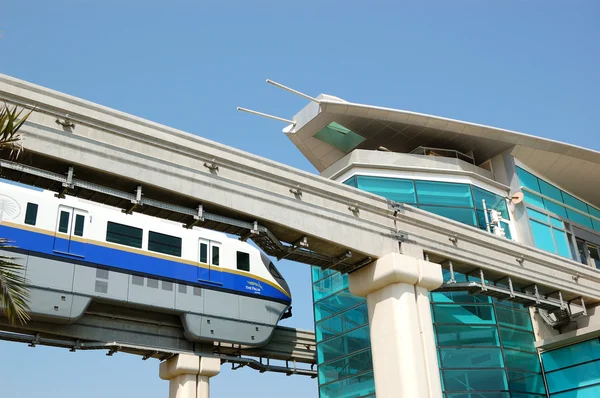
[541,338,600,397]
[312,173,547,398]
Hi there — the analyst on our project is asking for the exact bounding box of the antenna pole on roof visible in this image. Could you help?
[237,107,296,126]
[266,79,320,104]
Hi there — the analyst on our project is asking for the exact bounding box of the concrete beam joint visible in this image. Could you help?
[159,354,221,380]
[417,259,443,291]
[349,252,419,297]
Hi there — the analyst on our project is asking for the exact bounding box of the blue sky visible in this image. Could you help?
[1,1,599,397]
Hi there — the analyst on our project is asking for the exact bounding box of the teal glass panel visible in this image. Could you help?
[313,122,365,152]
[318,349,373,385]
[436,325,500,347]
[529,219,557,253]
[499,327,536,352]
[443,369,508,391]
[511,394,547,398]
[432,304,495,325]
[500,221,513,240]
[544,199,568,218]
[314,289,365,321]
[539,180,563,203]
[317,326,371,363]
[552,384,600,398]
[516,167,541,193]
[355,176,417,204]
[589,206,600,219]
[504,349,541,372]
[495,306,533,331]
[562,192,588,213]
[593,219,600,232]
[312,266,335,283]
[493,298,527,311]
[319,371,375,398]
[431,291,491,304]
[523,191,545,209]
[316,303,368,341]
[439,347,504,368]
[342,176,357,187]
[508,371,545,394]
[472,186,509,218]
[550,216,564,229]
[416,181,473,207]
[542,338,600,372]
[567,209,593,228]
[527,207,549,223]
[447,394,509,398]
[313,273,348,301]
[443,268,468,283]
[552,228,572,258]
[419,205,478,227]
[546,360,600,393]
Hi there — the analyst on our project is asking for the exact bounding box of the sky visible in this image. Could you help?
[0,1,599,397]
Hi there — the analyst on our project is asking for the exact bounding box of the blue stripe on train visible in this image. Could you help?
[0,224,290,303]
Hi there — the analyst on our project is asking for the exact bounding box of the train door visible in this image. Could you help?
[198,238,222,284]
[53,206,87,257]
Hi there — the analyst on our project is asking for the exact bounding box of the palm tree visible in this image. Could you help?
[1,103,32,325]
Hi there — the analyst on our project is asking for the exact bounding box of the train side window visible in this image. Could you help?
[199,242,208,263]
[58,211,70,233]
[237,251,250,272]
[212,245,220,266]
[24,203,38,226]
[148,231,182,257]
[106,221,143,248]
[74,214,85,237]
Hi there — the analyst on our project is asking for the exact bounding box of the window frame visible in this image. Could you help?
[148,230,182,257]
[105,221,143,249]
[236,251,250,272]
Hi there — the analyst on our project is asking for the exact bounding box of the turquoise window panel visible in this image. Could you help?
[549,216,564,229]
[541,338,600,372]
[342,176,357,188]
[439,347,504,368]
[415,181,473,207]
[432,304,496,325]
[318,349,373,385]
[546,361,600,393]
[314,289,365,322]
[566,209,593,229]
[436,325,500,347]
[495,306,533,331]
[544,199,568,218]
[316,303,368,341]
[493,298,527,311]
[523,191,545,209]
[431,291,491,304]
[499,327,536,353]
[313,273,348,301]
[516,167,541,193]
[527,207,549,223]
[500,221,513,240]
[504,349,541,372]
[552,228,572,258]
[447,394,510,398]
[313,122,366,152]
[562,192,588,213]
[511,394,547,398]
[319,371,375,398]
[443,369,508,392]
[443,268,468,283]
[355,175,417,204]
[312,266,336,283]
[317,325,371,363]
[472,186,509,218]
[419,205,478,227]
[551,384,600,398]
[529,219,558,253]
[589,206,600,219]
[508,371,546,394]
[593,219,600,232]
[539,180,564,203]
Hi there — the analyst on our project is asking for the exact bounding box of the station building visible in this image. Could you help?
[286,95,600,398]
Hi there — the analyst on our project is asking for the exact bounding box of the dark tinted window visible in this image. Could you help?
[25,203,38,226]
[58,211,70,233]
[148,231,182,257]
[237,251,250,272]
[106,221,143,248]
[212,246,220,266]
[269,263,282,279]
[200,243,208,263]
[74,214,85,237]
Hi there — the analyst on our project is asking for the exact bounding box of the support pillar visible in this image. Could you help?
[349,252,443,398]
[159,354,221,398]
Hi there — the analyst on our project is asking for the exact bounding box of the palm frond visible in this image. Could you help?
[0,103,33,159]
[0,238,30,325]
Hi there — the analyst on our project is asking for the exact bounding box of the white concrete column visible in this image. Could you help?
[349,252,443,398]
[159,354,221,398]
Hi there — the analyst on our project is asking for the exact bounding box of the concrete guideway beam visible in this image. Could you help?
[349,252,443,398]
[159,355,221,398]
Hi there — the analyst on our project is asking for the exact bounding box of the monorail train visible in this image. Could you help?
[0,180,292,346]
